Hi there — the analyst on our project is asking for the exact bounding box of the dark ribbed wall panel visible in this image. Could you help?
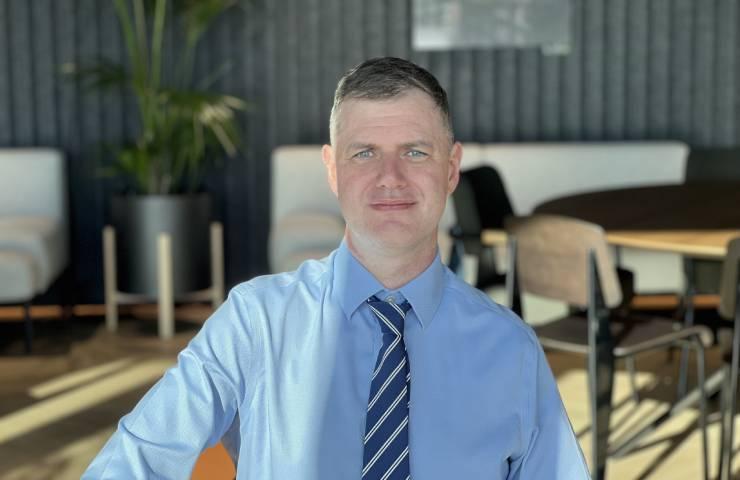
[0,0,738,302]
[0,1,10,146]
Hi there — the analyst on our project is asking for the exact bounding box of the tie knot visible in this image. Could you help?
[366,296,411,335]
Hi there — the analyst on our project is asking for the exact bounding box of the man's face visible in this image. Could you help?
[323,89,461,255]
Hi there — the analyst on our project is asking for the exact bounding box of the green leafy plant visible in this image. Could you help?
[84,0,245,194]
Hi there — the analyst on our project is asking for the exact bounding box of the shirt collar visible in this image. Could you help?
[332,240,446,328]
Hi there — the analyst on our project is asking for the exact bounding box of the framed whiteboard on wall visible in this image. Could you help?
[412,0,571,54]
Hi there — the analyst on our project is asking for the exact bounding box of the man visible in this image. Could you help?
[84,57,589,479]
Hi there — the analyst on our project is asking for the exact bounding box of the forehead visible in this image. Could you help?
[334,90,448,145]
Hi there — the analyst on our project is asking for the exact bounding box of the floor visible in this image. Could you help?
[0,308,737,479]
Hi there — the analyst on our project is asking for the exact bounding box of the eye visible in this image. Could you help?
[405,149,428,161]
[352,150,374,160]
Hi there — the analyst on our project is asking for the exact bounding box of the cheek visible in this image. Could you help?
[336,172,365,202]
[418,171,450,198]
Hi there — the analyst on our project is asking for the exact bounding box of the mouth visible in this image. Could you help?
[369,200,416,211]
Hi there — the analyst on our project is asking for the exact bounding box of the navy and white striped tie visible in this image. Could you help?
[362,296,412,480]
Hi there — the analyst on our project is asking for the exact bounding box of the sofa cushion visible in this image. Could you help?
[271,146,339,225]
[0,148,67,224]
[0,216,67,292]
[0,251,37,302]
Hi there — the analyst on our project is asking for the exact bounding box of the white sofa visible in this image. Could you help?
[269,146,345,273]
[0,148,69,352]
[270,142,689,293]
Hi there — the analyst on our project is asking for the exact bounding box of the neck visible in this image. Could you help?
[346,233,437,290]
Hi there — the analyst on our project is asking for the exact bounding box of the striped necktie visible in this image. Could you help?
[362,296,412,480]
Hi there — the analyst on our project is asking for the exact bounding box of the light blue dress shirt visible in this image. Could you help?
[84,241,589,479]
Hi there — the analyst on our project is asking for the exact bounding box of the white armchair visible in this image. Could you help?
[269,146,345,273]
[0,148,68,352]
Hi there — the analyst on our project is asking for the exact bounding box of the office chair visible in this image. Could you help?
[449,165,513,289]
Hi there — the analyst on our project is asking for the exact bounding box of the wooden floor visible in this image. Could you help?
[0,314,738,479]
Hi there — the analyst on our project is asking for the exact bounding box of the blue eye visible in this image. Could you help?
[353,150,374,159]
[406,150,428,159]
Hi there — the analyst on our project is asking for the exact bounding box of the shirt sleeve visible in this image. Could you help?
[82,287,257,479]
[507,337,591,479]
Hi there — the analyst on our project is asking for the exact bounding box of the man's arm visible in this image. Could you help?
[83,288,256,478]
[507,338,591,479]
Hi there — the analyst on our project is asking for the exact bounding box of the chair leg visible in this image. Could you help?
[23,301,33,354]
[610,340,711,479]
[589,346,615,480]
[720,317,740,480]
[692,339,709,480]
[625,355,640,404]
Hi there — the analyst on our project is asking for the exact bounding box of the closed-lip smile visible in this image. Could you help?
[370,200,416,210]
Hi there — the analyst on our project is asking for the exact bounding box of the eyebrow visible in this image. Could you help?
[346,140,434,150]
[347,142,375,151]
[344,140,436,154]
[401,140,434,149]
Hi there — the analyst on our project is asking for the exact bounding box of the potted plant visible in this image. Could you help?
[84,0,245,296]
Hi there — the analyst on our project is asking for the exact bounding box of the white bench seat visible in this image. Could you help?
[0,250,36,303]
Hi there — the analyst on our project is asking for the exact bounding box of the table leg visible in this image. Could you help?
[678,257,697,398]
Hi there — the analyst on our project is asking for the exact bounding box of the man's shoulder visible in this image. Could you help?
[443,269,539,347]
[231,254,334,301]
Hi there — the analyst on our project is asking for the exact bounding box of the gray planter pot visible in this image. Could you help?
[111,194,212,296]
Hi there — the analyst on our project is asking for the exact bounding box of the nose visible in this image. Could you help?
[376,155,407,190]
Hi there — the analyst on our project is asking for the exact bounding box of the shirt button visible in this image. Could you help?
[386,295,395,303]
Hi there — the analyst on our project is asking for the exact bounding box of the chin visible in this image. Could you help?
[347,218,436,251]
[368,226,433,252]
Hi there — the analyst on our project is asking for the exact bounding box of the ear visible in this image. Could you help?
[322,144,338,196]
[447,141,462,194]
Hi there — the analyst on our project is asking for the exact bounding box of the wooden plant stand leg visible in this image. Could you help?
[157,233,174,340]
[211,222,225,307]
[103,226,118,332]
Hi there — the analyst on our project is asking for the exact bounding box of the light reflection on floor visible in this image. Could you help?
[0,358,174,445]
[0,322,738,479]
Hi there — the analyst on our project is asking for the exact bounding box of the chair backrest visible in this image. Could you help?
[685,147,740,182]
[0,149,67,224]
[506,215,622,309]
[461,165,514,230]
[719,237,740,320]
[450,165,513,250]
[684,148,740,294]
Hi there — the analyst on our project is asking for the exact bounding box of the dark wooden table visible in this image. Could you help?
[534,182,740,259]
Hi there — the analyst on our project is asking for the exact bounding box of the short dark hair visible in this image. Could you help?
[329,57,454,144]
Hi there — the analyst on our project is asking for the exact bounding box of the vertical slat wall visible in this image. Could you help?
[0,0,738,302]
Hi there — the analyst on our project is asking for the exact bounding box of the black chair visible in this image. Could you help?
[449,165,513,290]
[684,147,740,295]
[676,148,740,396]
[685,147,740,183]
[506,214,711,480]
